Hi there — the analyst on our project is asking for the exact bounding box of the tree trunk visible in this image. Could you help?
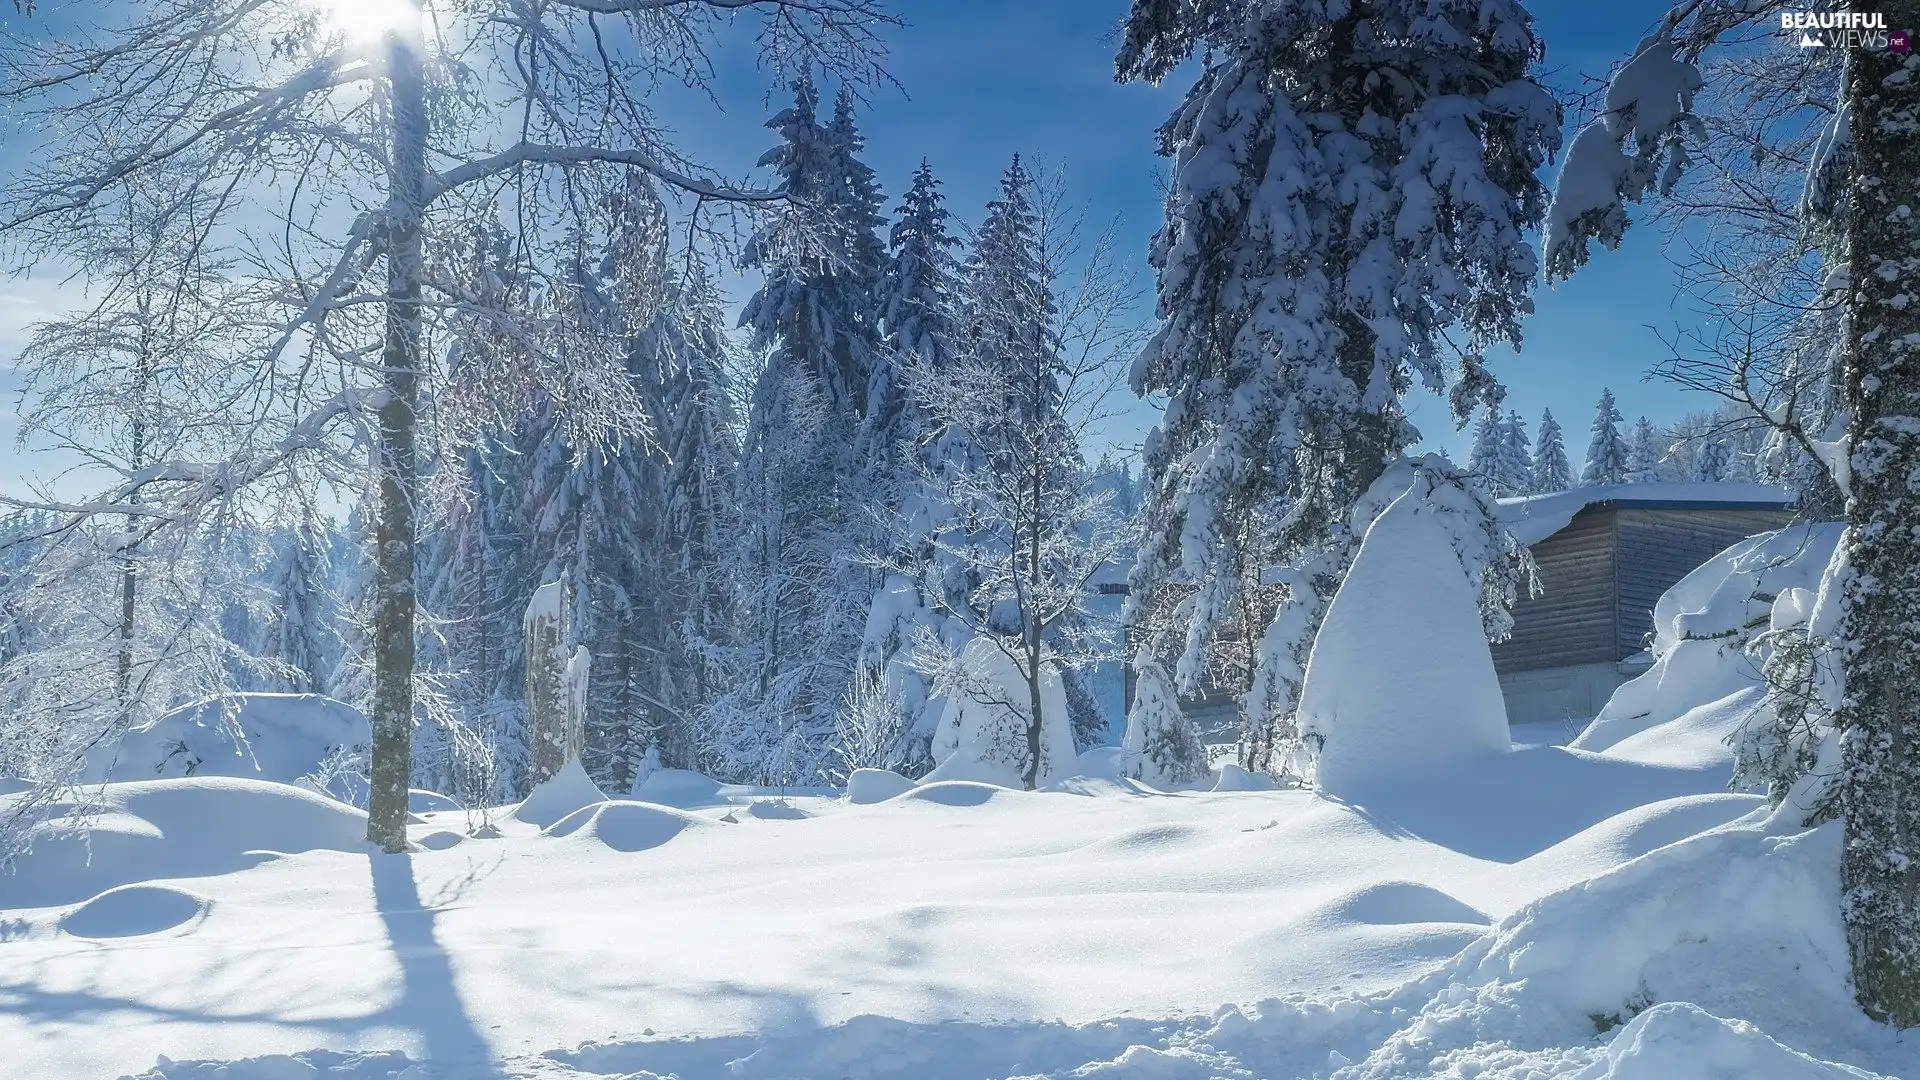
[366,18,428,853]
[524,576,573,785]
[1839,19,1920,1026]
[117,305,155,728]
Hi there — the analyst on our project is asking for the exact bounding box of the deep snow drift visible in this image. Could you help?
[84,693,373,805]
[2,526,1913,1080]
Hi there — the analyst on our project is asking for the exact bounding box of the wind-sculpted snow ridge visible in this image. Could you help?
[117,819,1913,1080]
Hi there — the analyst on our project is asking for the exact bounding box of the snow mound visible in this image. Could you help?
[406,789,462,814]
[1410,824,1864,1065]
[1576,525,1842,756]
[60,884,210,939]
[896,780,1007,808]
[745,798,810,820]
[0,776,33,795]
[510,758,607,828]
[1602,687,1762,772]
[632,768,726,808]
[1526,793,1765,882]
[541,801,712,853]
[1582,1002,1885,1080]
[1300,487,1511,794]
[845,768,915,804]
[84,694,371,805]
[1072,822,1204,857]
[1319,881,1490,927]
[1042,774,1159,797]
[0,777,366,908]
[1211,763,1277,791]
[413,829,464,851]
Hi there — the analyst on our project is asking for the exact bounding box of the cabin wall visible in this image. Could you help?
[1612,507,1797,657]
[1492,510,1618,675]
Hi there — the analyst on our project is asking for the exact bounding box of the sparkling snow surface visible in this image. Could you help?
[3,530,1915,1080]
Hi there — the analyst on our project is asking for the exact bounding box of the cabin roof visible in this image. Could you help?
[1494,482,1796,547]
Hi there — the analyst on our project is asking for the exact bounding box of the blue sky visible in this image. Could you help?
[0,0,1723,485]
[686,0,1723,463]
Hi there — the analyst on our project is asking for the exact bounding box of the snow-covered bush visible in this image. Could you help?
[831,662,914,782]
[1120,647,1206,788]
[1574,523,1846,822]
[923,637,1077,790]
[1298,479,1512,795]
[84,693,372,805]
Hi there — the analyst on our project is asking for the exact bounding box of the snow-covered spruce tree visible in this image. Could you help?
[1580,388,1631,485]
[1690,434,1731,483]
[1466,407,1504,481]
[651,265,742,777]
[258,508,338,694]
[710,77,888,786]
[1531,408,1576,494]
[855,159,966,774]
[740,74,881,440]
[1626,416,1666,483]
[1114,0,1560,773]
[1122,646,1206,787]
[904,160,1139,790]
[0,0,893,851]
[1491,410,1535,497]
[1542,0,1920,1024]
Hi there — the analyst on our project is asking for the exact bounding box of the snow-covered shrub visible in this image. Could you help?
[1573,523,1845,821]
[831,662,913,782]
[1120,647,1206,788]
[923,637,1077,790]
[84,693,371,799]
[1298,478,1512,795]
[1251,456,1532,780]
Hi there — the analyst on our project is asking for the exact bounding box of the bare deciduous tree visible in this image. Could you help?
[0,0,893,849]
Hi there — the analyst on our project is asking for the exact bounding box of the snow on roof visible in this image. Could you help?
[1495,482,1795,547]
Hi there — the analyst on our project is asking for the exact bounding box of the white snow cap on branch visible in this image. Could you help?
[1544,30,1706,279]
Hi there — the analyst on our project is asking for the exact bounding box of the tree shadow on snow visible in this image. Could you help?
[367,850,507,1077]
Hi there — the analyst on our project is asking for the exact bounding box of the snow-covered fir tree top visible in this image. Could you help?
[1496,481,1797,546]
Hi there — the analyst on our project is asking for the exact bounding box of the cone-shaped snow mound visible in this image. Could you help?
[510,758,607,828]
[1301,486,1510,794]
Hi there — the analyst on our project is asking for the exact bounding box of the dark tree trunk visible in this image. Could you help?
[1838,16,1920,1026]
[366,21,427,854]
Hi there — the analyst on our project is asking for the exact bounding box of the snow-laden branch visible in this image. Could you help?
[0,388,377,531]
[426,143,780,205]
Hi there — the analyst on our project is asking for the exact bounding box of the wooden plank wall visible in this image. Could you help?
[1492,510,1619,675]
[1613,507,1795,657]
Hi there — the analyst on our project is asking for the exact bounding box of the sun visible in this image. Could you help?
[319,0,421,43]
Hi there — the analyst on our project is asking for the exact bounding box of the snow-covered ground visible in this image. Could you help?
[3,524,1915,1079]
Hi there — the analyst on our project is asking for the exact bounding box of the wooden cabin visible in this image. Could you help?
[1491,484,1796,726]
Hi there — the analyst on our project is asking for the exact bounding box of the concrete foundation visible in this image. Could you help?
[1498,657,1653,727]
